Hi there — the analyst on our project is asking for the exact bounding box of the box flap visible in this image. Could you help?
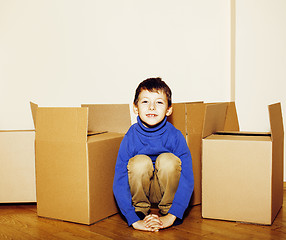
[167,102,205,137]
[215,131,271,137]
[87,131,107,136]
[30,102,38,129]
[268,102,284,139]
[202,103,228,138]
[268,102,284,223]
[81,104,131,134]
[224,102,240,131]
[36,107,88,142]
[186,102,206,135]
[204,133,271,142]
[167,103,188,136]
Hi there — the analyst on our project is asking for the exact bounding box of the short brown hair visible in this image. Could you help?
[133,77,172,107]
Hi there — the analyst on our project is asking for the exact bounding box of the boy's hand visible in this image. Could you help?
[144,214,163,230]
[132,213,177,231]
[157,213,176,229]
[132,216,161,232]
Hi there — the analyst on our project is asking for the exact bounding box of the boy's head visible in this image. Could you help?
[133,77,173,128]
[133,77,172,108]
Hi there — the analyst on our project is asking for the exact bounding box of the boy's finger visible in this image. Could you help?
[145,218,161,225]
[145,218,163,228]
[151,227,160,232]
[144,224,160,232]
[144,214,160,221]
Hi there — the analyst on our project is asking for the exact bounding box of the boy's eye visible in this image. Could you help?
[157,101,164,104]
[142,100,148,104]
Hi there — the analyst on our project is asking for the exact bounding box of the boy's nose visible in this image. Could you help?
[149,103,155,110]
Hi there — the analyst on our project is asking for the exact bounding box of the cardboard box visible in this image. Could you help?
[168,102,239,205]
[0,130,36,203]
[30,102,131,225]
[202,103,284,225]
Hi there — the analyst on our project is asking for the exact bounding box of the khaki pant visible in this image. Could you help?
[127,153,181,215]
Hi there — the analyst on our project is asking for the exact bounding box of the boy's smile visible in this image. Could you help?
[133,90,172,128]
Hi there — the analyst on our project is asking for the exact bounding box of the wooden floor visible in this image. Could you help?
[1,189,285,240]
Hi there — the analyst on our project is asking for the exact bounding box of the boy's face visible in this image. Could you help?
[133,89,172,128]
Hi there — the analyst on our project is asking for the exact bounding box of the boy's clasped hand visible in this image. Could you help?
[132,213,176,232]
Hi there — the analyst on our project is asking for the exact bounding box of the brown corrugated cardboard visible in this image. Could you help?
[0,130,36,203]
[202,103,284,225]
[168,102,238,206]
[81,104,131,134]
[30,102,131,225]
[224,102,240,131]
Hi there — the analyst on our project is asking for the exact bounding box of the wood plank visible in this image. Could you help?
[0,189,285,239]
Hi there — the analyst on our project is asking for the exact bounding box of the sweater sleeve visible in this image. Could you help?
[113,134,140,226]
[168,130,194,219]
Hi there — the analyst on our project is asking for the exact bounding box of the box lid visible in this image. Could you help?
[206,132,271,142]
[186,102,206,135]
[202,103,228,138]
[30,102,38,128]
[37,107,88,142]
[81,104,131,134]
[203,102,284,141]
[215,131,271,137]
[224,102,240,131]
[268,102,284,140]
[87,131,107,136]
[30,102,88,142]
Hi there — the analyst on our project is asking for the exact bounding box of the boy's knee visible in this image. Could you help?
[156,153,181,172]
[127,155,153,175]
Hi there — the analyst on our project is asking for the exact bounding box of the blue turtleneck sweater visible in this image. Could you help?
[113,116,194,226]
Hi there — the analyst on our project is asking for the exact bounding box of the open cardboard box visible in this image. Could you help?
[0,130,36,203]
[30,102,131,225]
[202,102,284,225]
[168,102,239,206]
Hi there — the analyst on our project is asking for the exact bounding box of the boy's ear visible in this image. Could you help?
[166,106,173,117]
[133,104,139,115]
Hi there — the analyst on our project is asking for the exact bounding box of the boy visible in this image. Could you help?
[113,77,194,232]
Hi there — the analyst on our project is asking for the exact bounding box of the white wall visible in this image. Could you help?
[1,1,285,179]
[0,0,231,130]
[235,0,286,180]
